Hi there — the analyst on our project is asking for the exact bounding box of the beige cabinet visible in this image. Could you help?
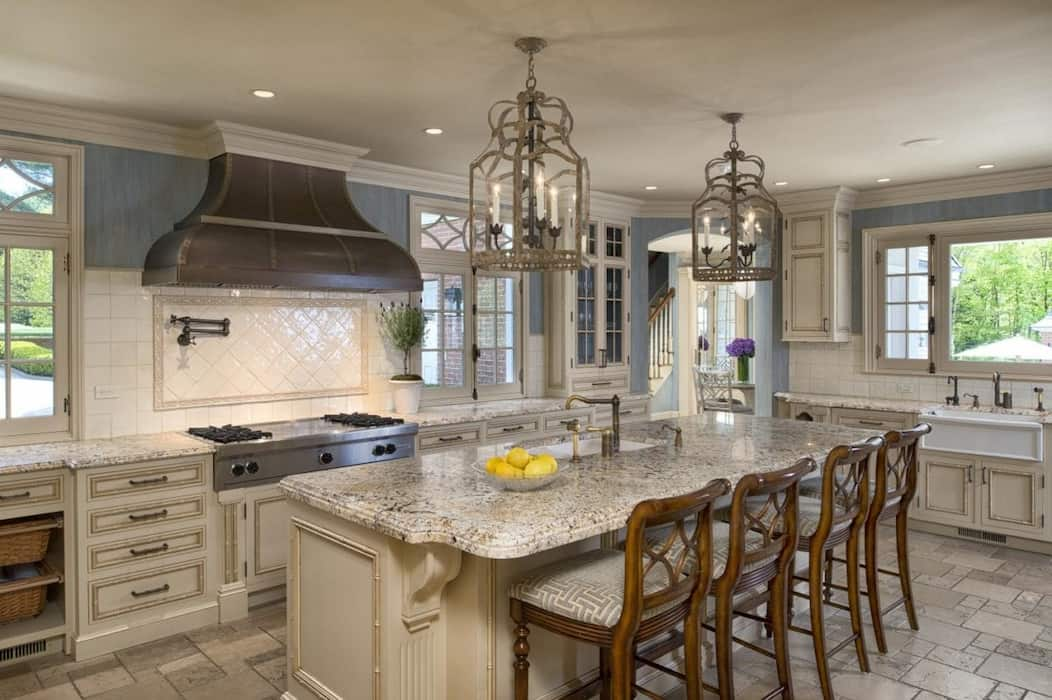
[980,460,1044,536]
[781,187,855,342]
[243,485,289,594]
[831,407,913,431]
[786,402,831,423]
[545,218,633,397]
[918,452,977,527]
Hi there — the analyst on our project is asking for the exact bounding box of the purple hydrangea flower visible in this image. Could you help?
[726,337,755,358]
[697,335,710,351]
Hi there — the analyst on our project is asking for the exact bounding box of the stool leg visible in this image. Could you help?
[864,517,887,654]
[808,549,833,700]
[714,587,736,700]
[770,570,794,700]
[511,602,530,700]
[599,648,611,700]
[610,635,633,700]
[823,548,834,603]
[845,533,870,673]
[684,603,703,700]
[896,509,919,630]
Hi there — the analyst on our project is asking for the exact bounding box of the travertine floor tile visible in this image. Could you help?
[900,659,996,700]
[952,578,1022,603]
[70,666,135,698]
[179,669,279,700]
[978,653,1052,695]
[12,685,79,700]
[962,610,1042,644]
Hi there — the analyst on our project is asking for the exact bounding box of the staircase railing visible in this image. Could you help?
[648,287,675,380]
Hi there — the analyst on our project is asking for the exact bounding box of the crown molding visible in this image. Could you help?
[200,121,369,171]
[853,166,1052,209]
[0,95,206,157]
[776,186,858,214]
[348,158,470,199]
[636,201,691,219]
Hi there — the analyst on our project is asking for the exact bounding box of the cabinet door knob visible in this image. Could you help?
[823,317,830,332]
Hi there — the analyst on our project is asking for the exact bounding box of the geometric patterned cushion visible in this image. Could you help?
[509,548,676,628]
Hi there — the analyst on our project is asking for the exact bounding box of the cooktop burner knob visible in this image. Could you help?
[245,461,259,474]
[319,451,334,465]
[385,443,397,454]
[372,444,386,457]
[231,463,245,477]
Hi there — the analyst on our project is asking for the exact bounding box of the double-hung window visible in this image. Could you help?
[695,284,751,368]
[0,137,76,441]
[866,213,1052,377]
[410,197,523,402]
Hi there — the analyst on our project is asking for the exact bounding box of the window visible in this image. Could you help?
[410,197,523,401]
[695,284,749,368]
[0,137,75,441]
[866,213,1052,377]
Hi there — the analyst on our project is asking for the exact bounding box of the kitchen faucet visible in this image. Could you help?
[993,372,1012,409]
[565,394,621,453]
[963,393,980,409]
[946,376,960,406]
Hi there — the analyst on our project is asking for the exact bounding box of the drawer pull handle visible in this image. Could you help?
[620,410,634,416]
[437,436,463,443]
[130,583,170,598]
[0,491,31,501]
[501,425,525,433]
[128,509,169,522]
[128,475,169,486]
[856,419,883,427]
[129,543,170,557]
[591,381,613,387]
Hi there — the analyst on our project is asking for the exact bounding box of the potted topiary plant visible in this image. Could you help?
[378,302,429,413]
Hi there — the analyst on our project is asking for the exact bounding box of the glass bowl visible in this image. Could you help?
[472,460,572,492]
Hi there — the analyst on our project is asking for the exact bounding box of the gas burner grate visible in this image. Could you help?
[322,412,405,428]
[188,424,273,444]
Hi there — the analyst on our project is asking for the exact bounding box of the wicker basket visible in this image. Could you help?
[0,516,61,568]
[0,561,61,625]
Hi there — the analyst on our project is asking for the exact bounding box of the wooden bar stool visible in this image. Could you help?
[789,437,883,700]
[509,478,730,700]
[703,458,816,700]
[816,424,931,653]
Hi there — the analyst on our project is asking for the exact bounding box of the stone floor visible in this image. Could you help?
[1,525,1051,699]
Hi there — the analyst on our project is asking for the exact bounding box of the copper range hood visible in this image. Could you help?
[142,153,422,292]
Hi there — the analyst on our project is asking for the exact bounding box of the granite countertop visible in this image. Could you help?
[0,432,216,475]
[278,413,876,559]
[398,394,649,427]
[774,391,1052,422]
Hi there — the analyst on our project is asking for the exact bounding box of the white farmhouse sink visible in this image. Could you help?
[921,408,1043,462]
[542,439,655,461]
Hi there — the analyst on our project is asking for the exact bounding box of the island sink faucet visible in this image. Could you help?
[993,372,1012,409]
[565,394,621,453]
[946,375,960,406]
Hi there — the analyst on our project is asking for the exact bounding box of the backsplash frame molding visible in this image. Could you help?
[152,294,369,410]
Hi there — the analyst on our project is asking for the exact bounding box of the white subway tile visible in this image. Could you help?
[110,318,137,343]
[84,294,111,319]
[84,413,112,439]
[161,409,187,432]
[110,342,137,367]
[83,269,110,295]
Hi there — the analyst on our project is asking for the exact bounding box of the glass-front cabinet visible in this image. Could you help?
[546,218,631,396]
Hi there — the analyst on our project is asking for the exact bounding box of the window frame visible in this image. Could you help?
[409,196,525,404]
[864,212,1052,379]
[0,135,81,444]
[695,283,751,368]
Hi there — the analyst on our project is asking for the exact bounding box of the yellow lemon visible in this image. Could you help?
[485,457,507,474]
[524,459,550,478]
[535,453,557,469]
[495,462,523,479]
[506,447,531,469]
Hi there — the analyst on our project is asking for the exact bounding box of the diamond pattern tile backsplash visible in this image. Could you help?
[156,296,367,409]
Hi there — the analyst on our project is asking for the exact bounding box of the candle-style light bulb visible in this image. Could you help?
[550,186,559,228]
[703,215,711,249]
[491,184,501,226]
[535,166,546,220]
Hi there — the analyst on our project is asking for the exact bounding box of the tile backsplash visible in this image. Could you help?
[83,269,401,439]
[790,335,1052,409]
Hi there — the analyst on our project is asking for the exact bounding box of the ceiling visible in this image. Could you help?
[2,0,1051,199]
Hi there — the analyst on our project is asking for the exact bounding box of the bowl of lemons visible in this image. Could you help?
[474,446,566,492]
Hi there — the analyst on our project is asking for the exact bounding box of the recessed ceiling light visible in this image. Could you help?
[423,127,444,135]
[977,163,996,170]
[901,137,944,148]
[876,177,892,183]
[251,89,276,99]
[774,181,789,187]
[644,185,658,191]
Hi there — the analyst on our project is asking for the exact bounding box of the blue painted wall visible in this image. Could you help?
[850,188,1052,333]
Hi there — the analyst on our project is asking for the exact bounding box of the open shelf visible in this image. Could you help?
[0,601,64,648]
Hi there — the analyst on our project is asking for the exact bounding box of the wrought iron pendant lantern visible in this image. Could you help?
[692,113,779,283]
[468,37,590,271]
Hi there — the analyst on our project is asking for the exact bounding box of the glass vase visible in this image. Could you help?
[736,356,750,383]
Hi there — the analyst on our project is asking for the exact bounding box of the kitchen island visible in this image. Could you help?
[277,413,877,700]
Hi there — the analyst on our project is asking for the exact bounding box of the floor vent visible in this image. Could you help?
[0,639,46,663]
[957,527,1007,544]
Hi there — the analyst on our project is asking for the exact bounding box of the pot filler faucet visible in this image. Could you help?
[946,376,960,406]
[565,394,621,453]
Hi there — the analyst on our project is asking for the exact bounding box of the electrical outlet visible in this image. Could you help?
[896,383,914,394]
[94,386,119,400]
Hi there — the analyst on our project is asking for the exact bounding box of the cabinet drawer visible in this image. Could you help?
[90,559,206,623]
[572,373,630,394]
[87,494,205,538]
[418,423,484,452]
[87,526,207,574]
[832,408,911,431]
[542,409,593,434]
[86,459,206,502]
[0,473,63,513]
[487,416,541,442]
[595,398,650,425]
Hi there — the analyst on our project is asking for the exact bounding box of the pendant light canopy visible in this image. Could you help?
[692,113,779,283]
[468,37,590,271]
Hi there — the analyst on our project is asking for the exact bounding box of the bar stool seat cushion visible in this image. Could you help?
[509,549,679,628]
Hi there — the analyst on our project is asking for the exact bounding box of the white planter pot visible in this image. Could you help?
[390,378,424,414]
